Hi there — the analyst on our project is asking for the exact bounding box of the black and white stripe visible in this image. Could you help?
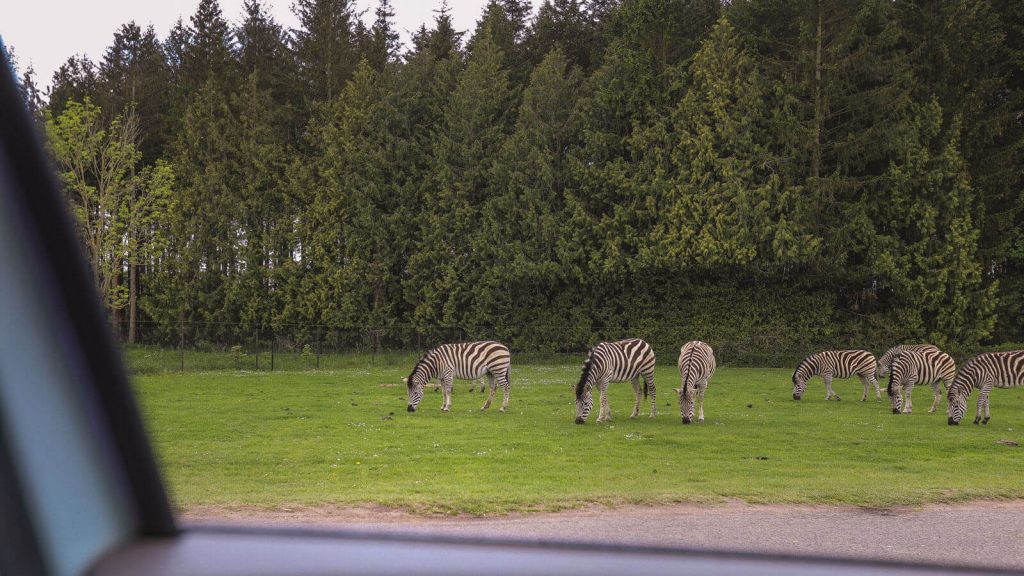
[792,350,879,401]
[675,341,716,424]
[876,344,940,379]
[887,347,956,415]
[947,350,1024,425]
[574,338,656,424]
[405,341,511,413]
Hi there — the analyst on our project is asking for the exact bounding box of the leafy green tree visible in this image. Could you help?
[46,100,176,333]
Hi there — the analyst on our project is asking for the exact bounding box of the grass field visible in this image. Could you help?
[134,364,1024,515]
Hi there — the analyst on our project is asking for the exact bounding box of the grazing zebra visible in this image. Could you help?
[887,347,956,414]
[574,338,656,424]
[676,341,716,424]
[404,341,511,413]
[876,344,940,379]
[792,350,879,401]
[947,350,1024,425]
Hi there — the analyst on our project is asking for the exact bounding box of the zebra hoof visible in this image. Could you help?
[575,416,585,425]
[983,417,990,424]
[973,417,980,424]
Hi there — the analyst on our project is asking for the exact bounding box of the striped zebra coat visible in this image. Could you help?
[876,344,940,379]
[887,347,956,415]
[792,350,879,401]
[676,341,716,424]
[947,350,1024,425]
[574,338,656,424]
[405,341,511,413]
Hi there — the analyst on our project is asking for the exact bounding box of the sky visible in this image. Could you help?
[2,0,513,91]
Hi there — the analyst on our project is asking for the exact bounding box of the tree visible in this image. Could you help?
[46,100,176,333]
[292,0,360,105]
[406,33,514,328]
[362,0,401,72]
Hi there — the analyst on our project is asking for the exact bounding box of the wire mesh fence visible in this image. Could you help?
[113,319,1012,374]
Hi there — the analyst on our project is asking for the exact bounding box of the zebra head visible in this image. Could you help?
[675,386,695,424]
[405,365,428,412]
[574,355,596,424]
[887,371,904,415]
[947,383,969,426]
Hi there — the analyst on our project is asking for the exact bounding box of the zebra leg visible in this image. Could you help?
[928,382,941,413]
[824,374,838,401]
[981,384,992,424]
[697,383,706,423]
[903,380,915,414]
[481,373,496,411]
[441,376,454,412]
[973,387,987,424]
[630,376,641,418]
[499,369,510,412]
[872,374,881,400]
[647,372,657,418]
[597,379,611,422]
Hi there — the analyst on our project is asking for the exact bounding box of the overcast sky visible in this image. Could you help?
[3,0,517,91]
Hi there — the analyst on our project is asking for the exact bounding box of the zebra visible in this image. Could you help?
[887,347,956,414]
[574,338,656,424]
[676,341,716,424]
[876,344,940,379]
[947,350,1024,425]
[792,350,879,401]
[404,341,511,413]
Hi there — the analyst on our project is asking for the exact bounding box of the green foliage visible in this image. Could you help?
[41,0,1020,352]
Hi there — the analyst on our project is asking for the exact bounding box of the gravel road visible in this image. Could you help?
[184,501,1024,572]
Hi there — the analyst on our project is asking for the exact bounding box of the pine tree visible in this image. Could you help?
[363,0,401,72]
[292,0,360,105]
[406,33,513,328]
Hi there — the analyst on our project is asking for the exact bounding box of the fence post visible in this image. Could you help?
[179,320,184,371]
[270,333,275,372]
[255,327,260,370]
[316,324,321,370]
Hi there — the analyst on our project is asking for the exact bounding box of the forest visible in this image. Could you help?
[11,0,1024,356]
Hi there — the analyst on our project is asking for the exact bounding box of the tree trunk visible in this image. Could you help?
[128,262,138,344]
[812,1,823,181]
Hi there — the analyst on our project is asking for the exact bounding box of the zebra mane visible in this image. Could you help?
[407,350,433,386]
[575,347,598,399]
[793,354,815,381]
[681,344,697,394]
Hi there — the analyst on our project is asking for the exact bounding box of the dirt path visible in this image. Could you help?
[183,501,1024,571]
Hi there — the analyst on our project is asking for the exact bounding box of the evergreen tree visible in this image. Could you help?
[362,0,401,72]
[292,0,360,104]
[99,22,171,163]
[406,33,513,328]
[47,55,99,115]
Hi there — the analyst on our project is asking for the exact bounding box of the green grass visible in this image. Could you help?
[134,365,1024,515]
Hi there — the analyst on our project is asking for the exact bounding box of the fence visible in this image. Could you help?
[114,320,1010,374]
